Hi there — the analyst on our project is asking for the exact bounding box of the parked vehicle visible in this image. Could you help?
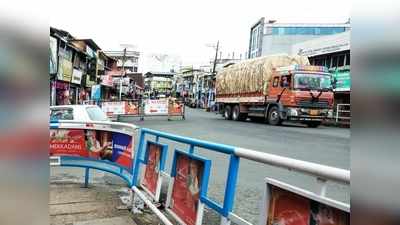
[216,55,334,128]
[50,105,110,122]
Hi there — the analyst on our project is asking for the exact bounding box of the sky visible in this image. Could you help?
[49,0,350,72]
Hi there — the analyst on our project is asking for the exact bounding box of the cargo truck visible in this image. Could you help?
[215,55,335,128]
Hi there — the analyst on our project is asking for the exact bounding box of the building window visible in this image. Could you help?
[332,56,338,68]
[271,27,346,35]
[338,55,345,67]
[272,77,279,87]
[345,53,350,65]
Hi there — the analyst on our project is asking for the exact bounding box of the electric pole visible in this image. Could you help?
[212,40,219,76]
[119,48,127,101]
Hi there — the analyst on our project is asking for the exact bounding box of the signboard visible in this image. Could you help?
[85,75,96,88]
[91,85,101,100]
[101,75,114,87]
[71,69,83,85]
[166,151,211,225]
[260,178,350,225]
[144,99,168,115]
[86,46,96,58]
[49,36,58,74]
[332,71,351,92]
[57,58,73,82]
[49,129,134,170]
[140,141,167,201]
[101,101,139,116]
[293,31,350,57]
[168,100,184,116]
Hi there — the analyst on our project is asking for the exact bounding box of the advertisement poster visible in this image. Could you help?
[125,101,139,115]
[71,69,83,85]
[101,101,139,116]
[168,100,183,116]
[49,129,133,170]
[144,99,168,115]
[170,153,204,225]
[57,58,73,82]
[332,71,351,92]
[141,143,163,196]
[266,186,349,225]
[101,102,125,116]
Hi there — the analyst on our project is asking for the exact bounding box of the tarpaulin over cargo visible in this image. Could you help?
[216,54,310,96]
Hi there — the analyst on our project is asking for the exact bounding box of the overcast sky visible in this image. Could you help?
[49,0,350,72]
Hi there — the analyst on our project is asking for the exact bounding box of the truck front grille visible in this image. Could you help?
[298,100,329,108]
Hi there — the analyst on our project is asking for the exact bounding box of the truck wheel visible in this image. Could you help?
[268,106,282,126]
[232,105,241,121]
[306,121,321,128]
[224,105,232,120]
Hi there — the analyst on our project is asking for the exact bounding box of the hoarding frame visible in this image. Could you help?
[259,178,350,225]
[165,150,211,225]
[139,141,168,202]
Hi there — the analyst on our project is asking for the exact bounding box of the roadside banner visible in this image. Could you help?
[260,178,349,225]
[167,150,211,225]
[168,99,184,116]
[140,141,167,201]
[49,129,134,170]
[101,101,140,117]
[144,99,168,115]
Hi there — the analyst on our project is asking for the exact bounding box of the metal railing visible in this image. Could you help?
[49,121,350,225]
[335,103,351,123]
[131,128,350,225]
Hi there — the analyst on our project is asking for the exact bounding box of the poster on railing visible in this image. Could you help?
[144,99,168,115]
[101,101,139,116]
[168,100,184,116]
[49,129,134,170]
[101,101,125,116]
[141,142,166,200]
[168,151,210,225]
[261,179,349,225]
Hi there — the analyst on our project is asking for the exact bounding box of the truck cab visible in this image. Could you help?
[266,65,334,127]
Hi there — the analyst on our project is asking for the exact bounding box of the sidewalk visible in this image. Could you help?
[50,167,165,225]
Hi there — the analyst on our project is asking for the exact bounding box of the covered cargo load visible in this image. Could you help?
[216,54,310,96]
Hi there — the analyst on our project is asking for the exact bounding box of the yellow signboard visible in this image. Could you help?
[57,59,73,82]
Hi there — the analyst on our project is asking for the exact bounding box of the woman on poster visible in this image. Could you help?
[85,130,112,160]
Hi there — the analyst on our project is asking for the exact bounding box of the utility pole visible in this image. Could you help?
[119,48,127,101]
[212,40,219,76]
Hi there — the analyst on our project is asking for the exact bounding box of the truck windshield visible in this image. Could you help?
[294,73,332,91]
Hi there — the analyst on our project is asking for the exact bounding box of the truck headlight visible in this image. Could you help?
[288,108,298,116]
[327,109,333,118]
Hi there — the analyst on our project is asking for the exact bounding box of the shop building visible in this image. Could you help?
[248,18,350,58]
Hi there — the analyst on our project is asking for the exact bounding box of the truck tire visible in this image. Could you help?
[224,105,232,120]
[306,121,321,128]
[267,106,282,126]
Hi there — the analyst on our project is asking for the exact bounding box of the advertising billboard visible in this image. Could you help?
[140,141,167,201]
[167,151,211,225]
[57,58,73,82]
[144,99,168,115]
[71,69,83,85]
[91,85,101,100]
[49,129,134,170]
[168,100,184,116]
[332,70,351,92]
[101,101,139,116]
[260,178,349,225]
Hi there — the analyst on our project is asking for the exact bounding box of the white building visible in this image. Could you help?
[248,18,350,58]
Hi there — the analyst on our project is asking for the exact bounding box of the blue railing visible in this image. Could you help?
[50,121,350,225]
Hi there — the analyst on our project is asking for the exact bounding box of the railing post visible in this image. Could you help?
[220,216,231,225]
[188,144,195,154]
[222,154,240,217]
[336,104,340,123]
[84,168,90,188]
[317,177,327,197]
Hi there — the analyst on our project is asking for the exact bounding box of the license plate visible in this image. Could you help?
[310,110,319,115]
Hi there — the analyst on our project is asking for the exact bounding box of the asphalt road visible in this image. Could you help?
[121,107,350,224]
[51,107,350,225]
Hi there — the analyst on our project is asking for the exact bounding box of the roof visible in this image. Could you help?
[71,39,102,51]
